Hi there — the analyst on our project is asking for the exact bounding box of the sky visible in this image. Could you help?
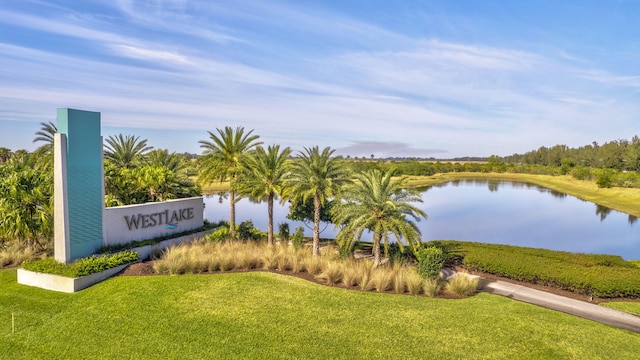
[1,0,639,158]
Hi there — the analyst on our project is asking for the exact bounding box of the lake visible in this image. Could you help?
[204,180,640,260]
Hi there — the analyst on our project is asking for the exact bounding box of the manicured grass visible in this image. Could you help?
[602,302,640,317]
[405,173,640,217]
[2,269,639,359]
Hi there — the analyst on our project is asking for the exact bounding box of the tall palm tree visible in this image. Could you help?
[198,126,262,238]
[238,145,292,247]
[285,146,350,256]
[32,121,57,170]
[33,121,57,153]
[104,134,153,168]
[332,169,427,266]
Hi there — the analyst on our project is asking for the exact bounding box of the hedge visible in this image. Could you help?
[436,241,640,298]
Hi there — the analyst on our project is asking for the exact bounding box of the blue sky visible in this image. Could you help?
[1,0,639,158]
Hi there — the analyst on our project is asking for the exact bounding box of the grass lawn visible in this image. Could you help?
[601,302,640,317]
[2,269,639,359]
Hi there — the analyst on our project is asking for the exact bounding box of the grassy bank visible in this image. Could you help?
[2,269,639,358]
[405,173,640,217]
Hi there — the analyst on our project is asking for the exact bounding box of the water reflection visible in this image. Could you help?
[596,204,612,221]
[204,180,640,259]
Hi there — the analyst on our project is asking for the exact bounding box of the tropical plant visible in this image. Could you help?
[145,149,191,173]
[0,147,12,164]
[198,126,262,238]
[237,145,291,246]
[332,169,427,266]
[104,134,153,168]
[415,246,445,279]
[0,154,53,249]
[33,121,57,154]
[103,161,200,206]
[285,146,350,256]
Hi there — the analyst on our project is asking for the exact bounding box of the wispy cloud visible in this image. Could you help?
[1,1,639,156]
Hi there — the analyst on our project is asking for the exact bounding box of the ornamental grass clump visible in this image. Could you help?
[370,267,394,292]
[422,278,441,298]
[445,273,479,297]
[392,264,410,294]
[405,269,424,295]
[0,243,39,268]
[315,262,343,285]
[341,259,368,287]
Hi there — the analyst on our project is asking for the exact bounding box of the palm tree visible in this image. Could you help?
[104,134,153,168]
[33,121,57,153]
[285,146,350,256]
[198,126,262,238]
[145,149,189,173]
[237,145,291,247]
[332,169,427,266]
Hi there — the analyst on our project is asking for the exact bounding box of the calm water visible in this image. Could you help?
[204,180,640,260]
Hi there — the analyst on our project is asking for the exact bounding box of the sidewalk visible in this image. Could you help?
[478,277,640,333]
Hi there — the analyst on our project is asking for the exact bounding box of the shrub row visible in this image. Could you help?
[443,241,640,298]
[22,250,139,277]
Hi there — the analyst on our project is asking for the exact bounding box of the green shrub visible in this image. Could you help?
[415,246,445,279]
[570,166,593,181]
[596,169,614,188]
[450,241,640,298]
[291,226,306,249]
[206,226,231,242]
[22,250,139,277]
[237,220,265,241]
[278,222,290,241]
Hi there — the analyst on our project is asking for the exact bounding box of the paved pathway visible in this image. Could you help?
[477,277,640,333]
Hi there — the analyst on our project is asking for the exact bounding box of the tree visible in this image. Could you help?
[0,147,12,164]
[198,126,262,238]
[237,145,292,247]
[32,121,58,171]
[285,146,350,256]
[286,197,335,233]
[33,121,57,154]
[0,152,53,249]
[145,149,191,174]
[332,169,427,266]
[104,134,153,168]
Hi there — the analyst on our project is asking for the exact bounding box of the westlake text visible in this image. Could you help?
[124,207,195,230]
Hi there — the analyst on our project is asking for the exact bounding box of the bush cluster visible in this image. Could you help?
[449,241,640,298]
[22,250,139,277]
[414,246,445,279]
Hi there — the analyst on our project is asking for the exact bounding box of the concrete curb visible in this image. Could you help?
[478,277,640,333]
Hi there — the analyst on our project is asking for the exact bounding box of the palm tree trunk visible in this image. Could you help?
[373,232,382,266]
[229,189,236,239]
[312,193,321,257]
[267,193,274,247]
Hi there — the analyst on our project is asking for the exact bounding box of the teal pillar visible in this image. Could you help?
[55,109,103,261]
